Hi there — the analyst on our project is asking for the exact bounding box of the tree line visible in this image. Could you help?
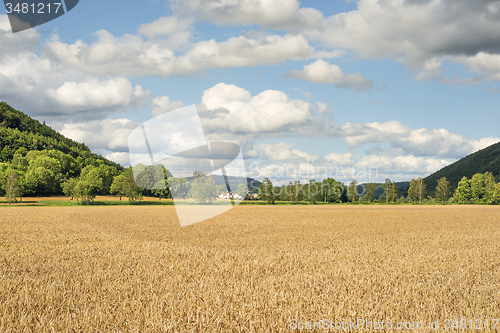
[0,148,132,203]
[1,147,498,206]
[404,173,499,204]
[0,149,251,204]
[257,173,500,205]
[258,178,349,204]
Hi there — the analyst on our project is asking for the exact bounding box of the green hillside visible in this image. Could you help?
[424,141,500,194]
[0,101,121,169]
[0,102,125,198]
[0,102,256,201]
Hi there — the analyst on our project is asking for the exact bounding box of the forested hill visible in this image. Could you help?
[0,102,131,198]
[0,101,120,169]
[424,141,500,194]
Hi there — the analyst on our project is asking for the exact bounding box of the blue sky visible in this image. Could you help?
[1,0,500,184]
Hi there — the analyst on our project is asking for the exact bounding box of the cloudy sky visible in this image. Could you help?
[1,0,500,184]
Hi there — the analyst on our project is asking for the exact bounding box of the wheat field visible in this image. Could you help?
[0,205,499,332]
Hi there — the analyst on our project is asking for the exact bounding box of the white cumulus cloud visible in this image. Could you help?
[60,118,140,152]
[199,82,313,133]
[152,96,186,117]
[342,121,500,159]
[254,142,319,162]
[286,60,373,91]
[170,0,324,31]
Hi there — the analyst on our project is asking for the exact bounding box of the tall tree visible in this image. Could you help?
[435,177,452,204]
[110,169,143,202]
[259,178,275,204]
[110,174,127,200]
[388,181,398,204]
[167,177,191,200]
[305,179,322,203]
[95,164,118,194]
[383,179,391,204]
[61,178,78,200]
[74,168,103,204]
[278,185,289,201]
[415,177,426,204]
[23,155,62,195]
[348,179,359,203]
[495,183,500,205]
[470,173,485,203]
[454,176,472,204]
[483,172,496,203]
[408,179,418,203]
[362,183,375,203]
[151,179,171,200]
[383,179,397,204]
[74,178,101,204]
[188,171,218,203]
[133,164,171,197]
[321,178,345,203]
[284,181,294,202]
[5,171,22,204]
[293,180,303,202]
[408,177,426,203]
[236,183,248,199]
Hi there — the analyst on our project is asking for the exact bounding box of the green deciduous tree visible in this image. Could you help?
[79,164,118,194]
[236,183,248,199]
[110,174,127,200]
[23,155,62,195]
[74,179,101,204]
[389,181,398,204]
[348,179,359,203]
[409,179,418,202]
[435,177,452,204]
[24,167,57,196]
[61,178,78,200]
[304,179,322,203]
[494,183,500,204]
[382,179,398,204]
[320,178,345,203]
[483,172,496,204]
[283,181,294,202]
[74,168,103,204]
[259,178,275,204]
[167,177,191,200]
[285,180,303,202]
[454,176,472,204]
[0,163,9,196]
[188,171,218,203]
[408,177,426,203]
[216,185,224,196]
[362,183,376,203]
[470,173,485,203]
[5,171,22,204]
[110,169,143,202]
[151,180,171,200]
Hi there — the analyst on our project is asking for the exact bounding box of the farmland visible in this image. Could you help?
[1,205,499,332]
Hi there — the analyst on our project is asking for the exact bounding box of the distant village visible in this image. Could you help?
[218,190,257,201]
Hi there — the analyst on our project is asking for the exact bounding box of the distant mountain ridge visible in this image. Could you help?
[424,141,500,194]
